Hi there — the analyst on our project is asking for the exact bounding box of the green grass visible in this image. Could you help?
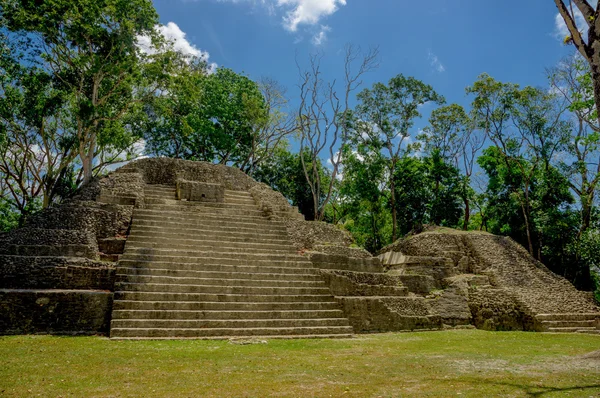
[1,330,600,397]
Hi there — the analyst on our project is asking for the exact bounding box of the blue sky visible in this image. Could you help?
[151,0,575,133]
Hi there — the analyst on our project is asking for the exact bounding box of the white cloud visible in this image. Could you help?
[138,22,217,72]
[278,0,346,32]
[211,0,346,43]
[428,50,445,73]
[312,25,331,46]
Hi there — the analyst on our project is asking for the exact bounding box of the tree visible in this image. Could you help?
[339,143,390,252]
[2,0,161,185]
[296,45,379,221]
[354,74,445,241]
[549,54,600,234]
[554,0,600,129]
[241,77,297,175]
[144,66,269,168]
[468,74,570,258]
[253,146,329,220]
[0,30,77,221]
[420,104,485,229]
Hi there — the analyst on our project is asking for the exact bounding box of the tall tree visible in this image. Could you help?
[555,0,600,128]
[468,74,571,258]
[549,54,600,234]
[144,66,269,167]
[420,104,485,229]
[296,45,379,221]
[354,74,445,241]
[1,0,161,185]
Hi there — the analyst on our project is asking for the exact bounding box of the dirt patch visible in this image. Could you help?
[581,350,600,360]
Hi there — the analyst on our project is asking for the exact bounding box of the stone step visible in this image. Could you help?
[576,330,600,335]
[120,251,309,263]
[142,203,264,217]
[224,190,254,198]
[117,267,323,281]
[111,318,349,330]
[535,313,600,321]
[133,211,280,228]
[125,238,297,254]
[224,196,256,205]
[127,230,290,245]
[118,259,314,272]
[110,326,354,339]
[541,320,597,328]
[116,274,326,288]
[144,191,176,198]
[114,291,336,303]
[546,327,598,333]
[144,198,260,211]
[131,220,286,235]
[111,309,345,320]
[115,282,332,296]
[112,300,342,312]
[112,333,354,340]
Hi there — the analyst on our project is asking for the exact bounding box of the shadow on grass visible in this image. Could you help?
[455,378,600,397]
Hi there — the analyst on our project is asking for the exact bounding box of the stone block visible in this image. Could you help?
[309,252,383,273]
[320,270,407,297]
[176,180,224,203]
[0,289,113,335]
[337,297,442,333]
[98,238,127,254]
[0,256,115,290]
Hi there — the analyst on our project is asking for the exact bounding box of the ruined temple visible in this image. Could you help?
[0,158,598,338]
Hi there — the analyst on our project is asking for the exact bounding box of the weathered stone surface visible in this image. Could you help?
[312,245,372,259]
[283,219,353,252]
[119,158,257,190]
[309,252,383,273]
[426,287,472,326]
[337,297,442,333]
[177,180,225,203]
[468,288,528,331]
[26,203,133,239]
[0,256,115,290]
[380,228,600,333]
[0,244,98,259]
[320,270,407,296]
[98,238,127,255]
[397,275,436,295]
[249,183,301,219]
[0,228,97,248]
[0,289,113,335]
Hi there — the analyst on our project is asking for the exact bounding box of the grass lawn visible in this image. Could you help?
[1,330,600,397]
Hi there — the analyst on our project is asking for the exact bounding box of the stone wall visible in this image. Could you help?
[319,270,407,296]
[0,290,113,335]
[468,288,530,331]
[337,297,442,333]
[0,257,115,290]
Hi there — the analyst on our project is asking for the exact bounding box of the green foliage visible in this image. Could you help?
[1,0,162,184]
[393,153,462,236]
[339,146,391,252]
[253,147,329,220]
[144,66,268,166]
[0,197,20,232]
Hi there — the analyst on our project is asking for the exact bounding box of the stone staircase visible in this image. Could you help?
[110,184,354,339]
[535,313,600,334]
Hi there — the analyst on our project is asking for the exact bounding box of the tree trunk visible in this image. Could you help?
[590,65,600,131]
[81,135,96,186]
[463,197,470,231]
[520,201,534,257]
[390,174,397,242]
[580,193,594,235]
